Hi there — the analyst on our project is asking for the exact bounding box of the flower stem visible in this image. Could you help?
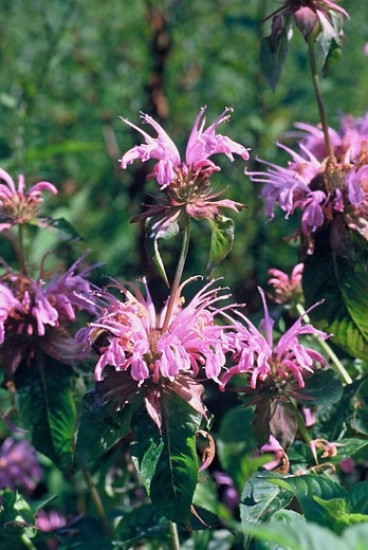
[292,401,312,444]
[296,303,352,384]
[162,217,191,332]
[82,466,113,538]
[17,224,27,275]
[169,520,181,550]
[307,36,335,162]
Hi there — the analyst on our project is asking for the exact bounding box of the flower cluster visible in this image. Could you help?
[249,113,368,252]
[267,263,304,306]
[76,278,234,385]
[220,287,328,390]
[0,257,95,377]
[0,168,57,231]
[121,107,249,222]
[0,437,43,493]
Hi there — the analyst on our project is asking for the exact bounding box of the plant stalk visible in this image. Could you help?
[307,37,335,162]
[82,466,113,539]
[169,520,181,550]
[162,218,191,332]
[296,303,352,384]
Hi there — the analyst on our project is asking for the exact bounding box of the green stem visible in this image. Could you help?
[291,401,312,444]
[169,520,181,550]
[162,218,191,332]
[296,303,352,385]
[82,466,113,539]
[18,224,27,275]
[307,36,335,162]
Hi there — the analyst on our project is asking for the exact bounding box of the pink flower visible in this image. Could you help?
[0,168,57,231]
[260,435,289,472]
[249,114,368,243]
[220,287,328,390]
[0,257,96,376]
[121,106,249,188]
[36,509,67,532]
[0,437,43,493]
[0,284,21,345]
[76,278,234,385]
[268,263,304,305]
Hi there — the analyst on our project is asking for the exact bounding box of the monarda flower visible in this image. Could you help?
[77,277,233,385]
[0,437,43,493]
[120,107,249,221]
[220,287,328,390]
[76,278,235,428]
[249,113,368,251]
[0,257,96,377]
[0,168,57,231]
[267,263,304,307]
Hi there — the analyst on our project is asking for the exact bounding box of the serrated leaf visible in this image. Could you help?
[132,389,202,527]
[240,471,293,525]
[14,355,76,475]
[270,473,345,527]
[303,235,368,360]
[131,407,165,494]
[206,215,234,276]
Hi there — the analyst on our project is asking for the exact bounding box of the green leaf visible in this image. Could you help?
[269,473,345,527]
[260,25,290,92]
[217,406,258,492]
[303,234,368,360]
[58,517,113,550]
[39,216,83,240]
[291,368,343,406]
[0,489,37,547]
[131,407,165,494]
[115,503,169,548]
[144,215,181,286]
[313,495,368,533]
[132,389,202,527]
[206,215,234,277]
[240,471,293,548]
[75,372,142,465]
[14,355,76,475]
[242,516,347,550]
[343,523,368,550]
[347,481,368,514]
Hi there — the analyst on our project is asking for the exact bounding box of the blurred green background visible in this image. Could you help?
[0,0,365,309]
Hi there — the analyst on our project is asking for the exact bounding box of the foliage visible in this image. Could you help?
[1,1,368,549]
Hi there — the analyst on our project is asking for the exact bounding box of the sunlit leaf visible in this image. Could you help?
[132,389,202,527]
[206,215,234,276]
